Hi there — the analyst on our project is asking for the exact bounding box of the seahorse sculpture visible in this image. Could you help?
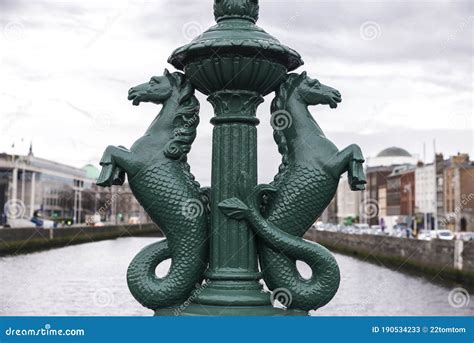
[96,70,209,310]
[220,72,366,311]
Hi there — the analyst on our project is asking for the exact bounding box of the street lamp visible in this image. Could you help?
[97,0,366,316]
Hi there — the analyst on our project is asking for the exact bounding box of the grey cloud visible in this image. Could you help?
[0,0,472,171]
[260,0,472,63]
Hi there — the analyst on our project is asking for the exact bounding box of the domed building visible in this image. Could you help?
[366,147,418,167]
[337,146,419,228]
[363,147,418,228]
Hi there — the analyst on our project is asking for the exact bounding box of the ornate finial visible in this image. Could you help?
[214,0,259,23]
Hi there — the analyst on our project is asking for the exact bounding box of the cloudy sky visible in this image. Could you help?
[0,0,472,185]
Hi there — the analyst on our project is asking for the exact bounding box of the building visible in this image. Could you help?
[399,167,416,218]
[443,154,474,232]
[0,149,93,224]
[434,153,447,229]
[384,164,417,231]
[0,149,148,226]
[362,147,417,226]
[336,174,360,224]
[334,146,419,228]
[320,195,338,224]
[378,185,387,219]
[386,165,403,216]
[365,165,393,225]
[415,163,436,230]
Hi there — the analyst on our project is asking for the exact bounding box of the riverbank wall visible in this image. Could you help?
[0,223,162,256]
[305,230,474,286]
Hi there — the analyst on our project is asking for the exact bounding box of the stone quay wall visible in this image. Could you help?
[0,223,162,256]
[305,230,474,286]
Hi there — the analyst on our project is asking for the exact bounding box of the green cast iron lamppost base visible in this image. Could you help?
[97,0,367,316]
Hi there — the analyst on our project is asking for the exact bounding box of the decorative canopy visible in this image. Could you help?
[168,0,304,72]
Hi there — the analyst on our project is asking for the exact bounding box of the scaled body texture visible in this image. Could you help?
[220,72,366,311]
[97,71,209,310]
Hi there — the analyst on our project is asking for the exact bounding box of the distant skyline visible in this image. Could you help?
[1,0,472,185]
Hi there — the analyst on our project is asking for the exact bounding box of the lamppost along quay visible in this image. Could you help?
[97,0,366,316]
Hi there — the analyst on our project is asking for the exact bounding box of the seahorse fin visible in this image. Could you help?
[218,198,249,220]
[254,184,277,199]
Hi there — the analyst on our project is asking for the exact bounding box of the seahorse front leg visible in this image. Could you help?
[97,145,136,187]
[326,144,366,191]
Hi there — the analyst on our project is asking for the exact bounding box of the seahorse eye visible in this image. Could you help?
[150,77,161,85]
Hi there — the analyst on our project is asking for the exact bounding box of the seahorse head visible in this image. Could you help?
[128,70,200,160]
[272,72,341,111]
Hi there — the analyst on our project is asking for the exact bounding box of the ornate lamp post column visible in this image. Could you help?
[167,0,304,315]
[97,0,366,316]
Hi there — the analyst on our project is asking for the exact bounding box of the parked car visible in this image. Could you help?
[417,230,432,241]
[4,219,36,228]
[128,217,141,225]
[314,222,325,231]
[391,228,405,238]
[31,217,56,228]
[342,225,355,234]
[458,232,474,241]
[354,223,369,234]
[431,230,454,240]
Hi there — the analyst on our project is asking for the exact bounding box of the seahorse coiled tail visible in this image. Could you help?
[219,182,340,312]
[259,167,341,311]
[126,161,208,309]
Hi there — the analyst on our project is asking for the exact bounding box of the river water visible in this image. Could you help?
[1,237,472,316]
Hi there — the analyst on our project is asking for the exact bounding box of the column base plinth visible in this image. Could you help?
[155,304,307,316]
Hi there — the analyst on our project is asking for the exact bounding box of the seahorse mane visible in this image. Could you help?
[270,72,305,184]
[164,72,201,189]
[163,72,200,161]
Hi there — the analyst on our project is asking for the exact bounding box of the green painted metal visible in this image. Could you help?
[96,71,209,310]
[97,0,366,316]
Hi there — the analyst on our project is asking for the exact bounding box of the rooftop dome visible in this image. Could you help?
[376,147,412,158]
